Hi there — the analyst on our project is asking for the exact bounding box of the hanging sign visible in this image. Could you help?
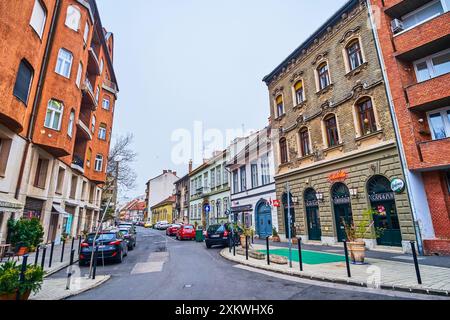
[328,170,348,183]
[391,178,405,194]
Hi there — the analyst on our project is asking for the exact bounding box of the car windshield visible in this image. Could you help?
[87,233,116,243]
[207,225,224,233]
[184,225,194,229]
[119,229,129,235]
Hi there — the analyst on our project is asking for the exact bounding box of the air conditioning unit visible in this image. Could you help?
[391,18,404,34]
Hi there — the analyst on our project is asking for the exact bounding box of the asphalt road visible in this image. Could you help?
[60,227,438,300]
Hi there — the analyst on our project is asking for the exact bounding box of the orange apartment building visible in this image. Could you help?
[369,0,450,254]
[0,0,118,244]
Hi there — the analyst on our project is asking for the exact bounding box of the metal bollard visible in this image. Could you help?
[16,254,29,300]
[233,236,236,257]
[410,241,422,285]
[298,237,303,272]
[34,245,40,266]
[266,236,270,266]
[92,246,99,280]
[245,236,249,260]
[60,240,66,263]
[71,237,75,252]
[229,235,232,253]
[343,240,351,278]
[48,241,55,268]
[78,236,82,254]
[70,249,75,266]
[41,245,47,270]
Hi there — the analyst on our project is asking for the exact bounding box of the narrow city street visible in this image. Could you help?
[54,228,436,300]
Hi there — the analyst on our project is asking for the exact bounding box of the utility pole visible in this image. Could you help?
[287,182,292,269]
[112,160,119,224]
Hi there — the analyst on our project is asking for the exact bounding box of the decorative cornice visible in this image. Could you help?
[339,26,361,43]
[312,51,329,66]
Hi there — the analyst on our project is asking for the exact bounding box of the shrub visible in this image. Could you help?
[8,218,44,249]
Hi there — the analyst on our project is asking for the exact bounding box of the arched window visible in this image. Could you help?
[94,154,103,172]
[346,39,363,70]
[91,115,96,133]
[318,62,331,90]
[275,95,284,117]
[299,127,311,156]
[65,5,81,31]
[294,80,304,105]
[13,59,34,104]
[98,123,107,140]
[86,148,92,167]
[324,114,339,147]
[279,138,288,164]
[30,0,47,38]
[68,110,75,138]
[357,97,377,135]
[44,100,63,130]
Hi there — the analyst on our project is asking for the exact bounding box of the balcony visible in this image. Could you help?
[417,138,450,170]
[71,155,85,174]
[81,78,98,110]
[87,47,101,76]
[385,0,430,17]
[76,118,92,140]
[102,79,118,97]
[406,73,450,111]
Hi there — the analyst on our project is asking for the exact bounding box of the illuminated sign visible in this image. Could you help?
[328,170,348,183]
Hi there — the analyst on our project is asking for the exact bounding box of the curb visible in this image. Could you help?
[44,258,79,278]
[220,249,450,297]
[59,275,111,300]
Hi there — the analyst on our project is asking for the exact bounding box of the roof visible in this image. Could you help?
[262,0,358,85]
[151,196,176,210]
[146,170,179,184]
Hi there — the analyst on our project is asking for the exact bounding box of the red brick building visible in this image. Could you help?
[369,0,450,255]
[0,0,118,244]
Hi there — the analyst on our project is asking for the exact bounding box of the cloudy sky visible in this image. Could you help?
[96,0,348,201]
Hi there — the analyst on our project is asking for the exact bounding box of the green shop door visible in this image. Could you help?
[332,183,353,243]
[304,188,322,241]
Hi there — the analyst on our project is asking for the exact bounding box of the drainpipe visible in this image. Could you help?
[15,0,62,200]
[366,0,424,254]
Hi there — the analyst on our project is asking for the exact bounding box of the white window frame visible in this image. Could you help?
[99,58,104,75]
[68,110,75,137]
[91,115,96,133]
[76,62,83,88]
[83,21,89,44]
[427,106,450,140]
[98,125,107,140]
[102,97,110,110]
[29,0,46,38]
[413,48,450,83]
[55,48,73,78]
[44,100,64,131]
[94,154,103,172]
[65,5,81,32]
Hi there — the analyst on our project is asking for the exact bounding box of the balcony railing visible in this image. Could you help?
[71,155,85,173]
[102,79,118,95]
[82,78,98,109]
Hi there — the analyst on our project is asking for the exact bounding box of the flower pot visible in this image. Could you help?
[348,241,366,264]
[17,247,29,256]
[19,290,32,301]
[240,235,248,248]
[292,238,298,245]
[270,236,281,242]
[0,291,17,300]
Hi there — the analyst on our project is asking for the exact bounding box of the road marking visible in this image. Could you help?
[147,252,169,263]
[233,264,449,300]
[131,262,164,274]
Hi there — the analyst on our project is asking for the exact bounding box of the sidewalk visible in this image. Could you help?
[221,243,450,297]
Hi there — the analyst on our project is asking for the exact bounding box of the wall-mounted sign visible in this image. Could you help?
[204,204,211,213]
[391,178,405,194]
[328,170,348,183]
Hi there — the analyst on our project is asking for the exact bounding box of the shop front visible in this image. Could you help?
[0,194,24,244]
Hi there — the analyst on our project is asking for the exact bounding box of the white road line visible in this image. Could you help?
[233,264,449,300]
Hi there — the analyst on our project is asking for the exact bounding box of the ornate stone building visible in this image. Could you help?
[263,0,415,252]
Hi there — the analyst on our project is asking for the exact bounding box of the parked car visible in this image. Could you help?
[119,223,136,233]
[205,223,242,249]
[79,231,128,266]
[166,224,181,236]
[144,222,153,228]
[176,224,196,240]
[119,227,137,250]
[156,221,170,230]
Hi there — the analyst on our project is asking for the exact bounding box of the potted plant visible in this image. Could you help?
[18,265,45,300]
[8,218,44,253]
[0,261,20,300]
[271,227,281,242]
[342,209,384,264]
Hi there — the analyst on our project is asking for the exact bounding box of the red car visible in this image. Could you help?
[176,225,196,240]
[166,224,181,236]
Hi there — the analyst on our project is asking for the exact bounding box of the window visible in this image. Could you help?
[210,168,216,188]
[401,0,446,31]
[324,114,340,147]
[203,172,208,189]
[223,198,229,216]
[240,166,247,192]
[30,0,46,38]
[251,164,258,188]
[299,128,311,156]
[294,81,304,105]
[76,62,83,88]
[276,95,284,117]
[279,138,288,164]
[357,98,377,135]
[94,154,103,172]
[232,170,239,193]
[0,138,13,178]
[95,86,100,103]
[223,166,229,185]
[55,167,65,194]
[68,110,75,137]
[44,100,63,130]
[83,22,89,44]
[102,97,110,110]
[414,49,450,82]
[86,148,92,168]
[65,5,81,31]
[13,60,34,104]
[91,115,96,133]
[427,107,450,140]
[70,175,77,199]
[99,59,104,75]
[98,124,107,140]
[446,171,450,194]
[55,48,73,78]
[34,157,49,189]
[216,166,222,186]
[347,40,363,70]
[261,155,270,185]
[318,62,331,90]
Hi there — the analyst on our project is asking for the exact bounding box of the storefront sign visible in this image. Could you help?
[305,200,319,207]
[332,197,351,205]
[369,192,395,202]
[328,170,348,183]
[391,178,405,194]
[231,205,253,213]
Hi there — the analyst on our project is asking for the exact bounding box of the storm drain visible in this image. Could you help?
[183,284,193,289]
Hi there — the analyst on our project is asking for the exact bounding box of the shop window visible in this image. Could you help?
[346,39,364,71]
[34,157,49,189]
[279,138,288,164]
[29,0,46,38]
[299,127,311,156]
[13,60,34,104]
[324,114,340,147]
[65,5,81,31]
[0,138,12,177]
[356,97,377,136]
[317,62,331,91]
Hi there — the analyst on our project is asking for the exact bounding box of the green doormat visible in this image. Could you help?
[258,248,346,265]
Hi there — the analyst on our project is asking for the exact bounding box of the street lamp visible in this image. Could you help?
[316,192,324,202]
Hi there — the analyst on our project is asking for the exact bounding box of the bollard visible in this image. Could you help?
[16,254,29,300]
[66,250,75,290]
[266,236,270,266]
[229,235,232,253]
[70,249,75,266]
[60,240,66,263]
[410,241,422,285]
[92,246,99,280]
[34,245,40,266]
[78,236,82,254]
[48,241,55,268]
[71,237,75,252]
[245,236,249,260]
[343,240,351,278]
[298,237,303,272]
[233,236,236,257]
[41,245,47,270]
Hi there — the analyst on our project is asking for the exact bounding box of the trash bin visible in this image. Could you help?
[195,229,204,242]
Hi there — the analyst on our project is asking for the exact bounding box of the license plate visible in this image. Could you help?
[211,235,220,238]
[98,245,106,249]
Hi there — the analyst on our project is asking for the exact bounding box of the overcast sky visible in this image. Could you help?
[96,0,348,202]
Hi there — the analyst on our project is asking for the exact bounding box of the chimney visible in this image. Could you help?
[173,171,177,176]
[189,159,193,173]
[163,170,168,174]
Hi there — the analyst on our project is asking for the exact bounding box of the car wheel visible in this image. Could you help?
[206,243,212,249]
[118,250,124,263]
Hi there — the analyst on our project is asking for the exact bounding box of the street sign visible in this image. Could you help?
[204,204,211,213]
[391,178,405,194]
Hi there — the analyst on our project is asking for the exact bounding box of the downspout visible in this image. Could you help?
[15,0,62,200]
[366,0,424,254]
